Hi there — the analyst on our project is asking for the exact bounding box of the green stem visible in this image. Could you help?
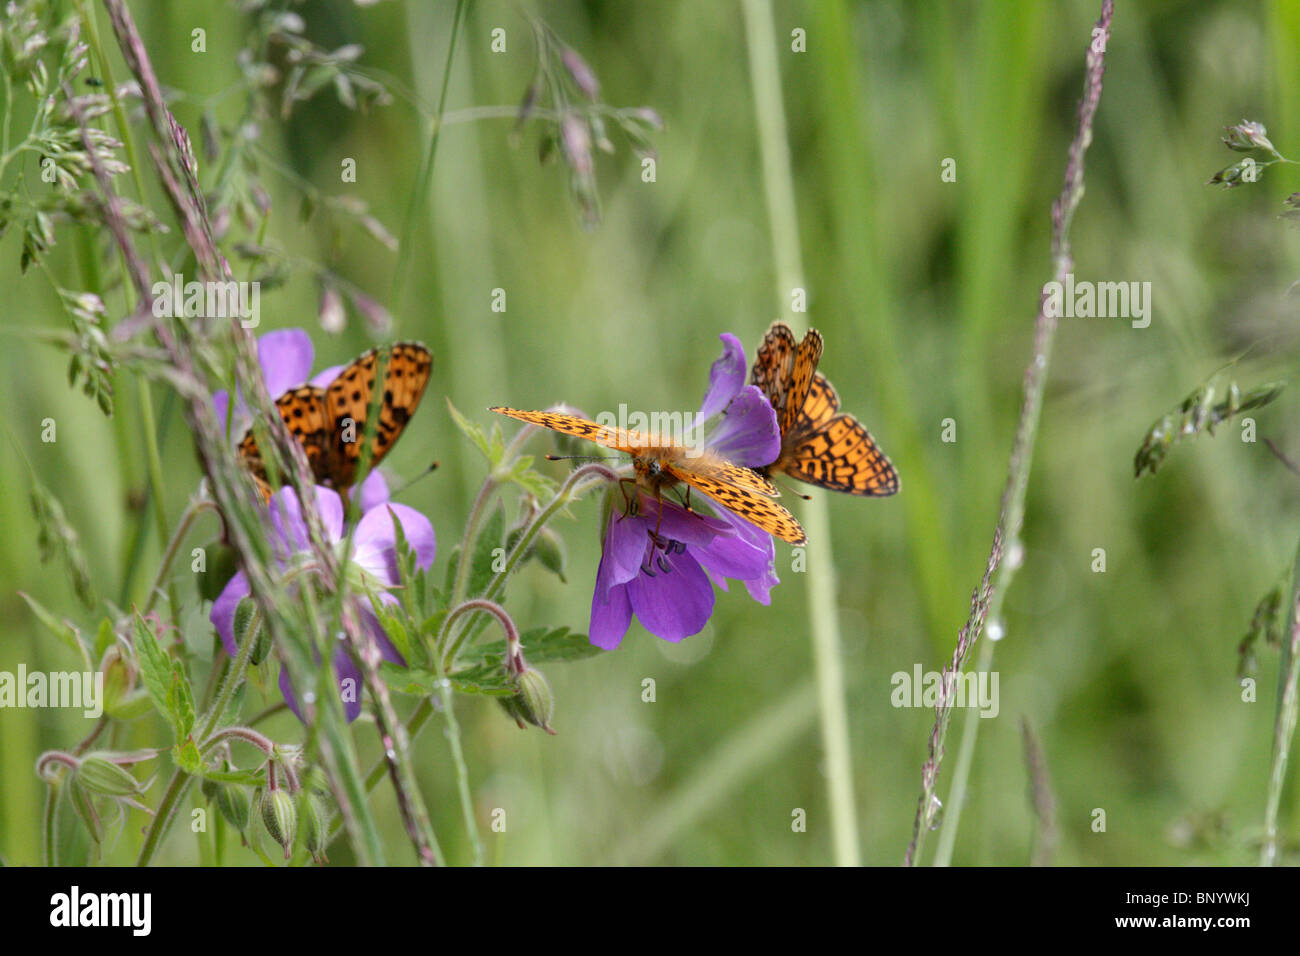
[392,0,470,310]
[741,0,859,866]
[136,608,260,866]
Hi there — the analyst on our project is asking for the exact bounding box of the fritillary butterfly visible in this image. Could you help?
[239,342,432,500]
[750,322,898,496]
[489,407,808,545]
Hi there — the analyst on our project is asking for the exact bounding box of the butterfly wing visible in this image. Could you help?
[489,407,642,452]
[237,385,334,499]
[784,329,823,435]
[783,414,899,496]
[326,342,433,486]
[667,462,807,545]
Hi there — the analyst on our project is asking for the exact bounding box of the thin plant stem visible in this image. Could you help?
[741,0,860,867]
[905,0,1115,867]
[1262,537,1300,865]
[393,0,470,311]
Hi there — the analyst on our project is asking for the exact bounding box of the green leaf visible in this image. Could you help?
[505,455,558,500]
[448,662,515,696]
[379,662,438,695]
[172,737,203,774]
[197,767,265,787]
[373,599,412,663]
[18,591,83,658]
[447,399,497,464]
[468,505,506,599]
[93,618,116,660]
[132,615,175,735]
[461,626,600,665]
[167,659,196,739]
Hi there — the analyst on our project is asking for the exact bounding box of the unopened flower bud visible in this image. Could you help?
[216,782,253,832]
[299,791,329,863]
[504,668,556,734]
[261,788,297,859]
[75,755,144,797]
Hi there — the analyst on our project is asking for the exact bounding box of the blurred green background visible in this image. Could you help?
[3,0,1300,865]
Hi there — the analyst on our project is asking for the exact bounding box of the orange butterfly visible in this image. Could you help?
[489,407,808,545]
[750,322,898,496]
[239,342,432,500]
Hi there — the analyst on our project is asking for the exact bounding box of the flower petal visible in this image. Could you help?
[258,328,315,397]
[267,486,344,557]
[698,332,748,421]
[351,503,437,585]
[354,469,391,514]
[210,570,250,656]
[641,496,732,547]
[626,546,714,641]
[597,508,650,596]
[708,384,781,468]
[589,580,633,650]
[310,363,345,388]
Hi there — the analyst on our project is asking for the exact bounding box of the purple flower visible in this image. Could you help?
[588,333,782,649]
[210,484,436,722]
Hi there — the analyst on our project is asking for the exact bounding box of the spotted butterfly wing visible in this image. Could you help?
[238,342,432,499]
[751,322,898,497]
[489,406,807,544]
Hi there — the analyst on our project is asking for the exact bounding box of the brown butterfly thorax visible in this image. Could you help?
[238,341,432,499]
[750,322,898,497]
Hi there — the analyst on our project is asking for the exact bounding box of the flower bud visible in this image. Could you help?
[261,788,297,859]
[299,791,329,864]
[504,668,556,734]
[216,782,253,832]
[75,755,144,797]
[68,779,104,844]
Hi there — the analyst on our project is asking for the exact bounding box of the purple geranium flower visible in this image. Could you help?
[210,484,436,722]
[589,333,782,649]
[213,327,391,507]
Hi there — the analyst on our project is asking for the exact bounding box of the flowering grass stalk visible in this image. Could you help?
[904,0,1115,867]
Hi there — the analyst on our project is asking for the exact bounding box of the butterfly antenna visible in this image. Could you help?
[389,460,440,497]
[772,475,812,501]
[544,453,622,462]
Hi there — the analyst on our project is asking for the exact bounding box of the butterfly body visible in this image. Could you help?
[490,407,806,544]
[750,322,898,496]
[238,342,432,499]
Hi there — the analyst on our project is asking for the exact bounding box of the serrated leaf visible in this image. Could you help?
[505,456,558,499]
[379,661,438,695]
[447,399,496,463]
[132,615,175,736]
[172,737,203,774]
[462,626,600,666]
[448,662,515,696]
[167,659,196,739]
[374,600,412,663]
[18,591,83,658]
